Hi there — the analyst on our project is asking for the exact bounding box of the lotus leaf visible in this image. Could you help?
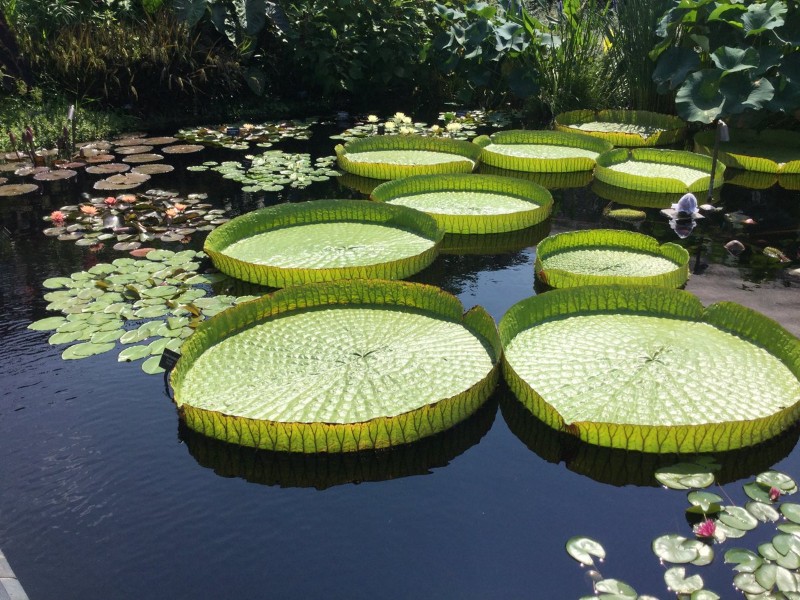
[170,279,501,453]
[554,109,687,147]
[500,285,800,453]
[595,148,725,194]
[473,130,611,173]
[694,128,800,174]
[370,174,552,235]
[535,230,690,289]
[335,135,481,180]
[204,200,443,287]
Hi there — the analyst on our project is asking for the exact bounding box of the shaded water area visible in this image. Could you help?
[1,120,799,599]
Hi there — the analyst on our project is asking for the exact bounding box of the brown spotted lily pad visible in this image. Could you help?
[0,183,38,196]
[132,164,174,175]
[86,163,131,175]
[84,154,115,164]
[115,145,154,155]
[122,153,163,164]
[161,144,204,154]
[139,136,178,146]
[94,172,151,190]
[33,169,78,182]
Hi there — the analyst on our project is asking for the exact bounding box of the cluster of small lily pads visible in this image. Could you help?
[329,109,513,143]
[42,189,229,251]
[175,118,317,150]
[186,151,339,193]
[27,249,259,374]
[568,460,800,599]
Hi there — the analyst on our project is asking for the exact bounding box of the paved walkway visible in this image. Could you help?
[0,549,29,600]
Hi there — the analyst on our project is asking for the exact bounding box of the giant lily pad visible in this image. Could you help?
[694,129,800,174]
[554,109,687,147]
[335,135,481,180]
[473,130,612,173]
[204,199,443,287]
[595,148,725,194]
[500,285,800,453]
[535,230,690,289]
[170,279,502,453]
[370,174,552,234]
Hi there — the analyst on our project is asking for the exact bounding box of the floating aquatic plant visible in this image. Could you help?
[186,152,339,192]
[204,199,443,287]
[170,279,501,452]
[42,189,229,250]
[27,249,259,374]
[500,285,800,453]
[176,119,316,149]
[694,129,800,175]
[554,109,687,147]
[370,173,552,235]
[535,229,690,289]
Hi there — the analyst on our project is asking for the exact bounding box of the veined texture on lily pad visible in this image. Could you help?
[170,279,502,453]
[554,109,687,147]
[499,285,800,453]
[203,199,444,287]
[370,174,553,235]
[335,135,481,180]
[472,130,612,173]
[535,229,690,289]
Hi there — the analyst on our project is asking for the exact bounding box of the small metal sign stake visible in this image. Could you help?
[160,348,181,399]
[707,119,729,202]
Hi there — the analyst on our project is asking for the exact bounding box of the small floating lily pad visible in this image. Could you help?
[335,135,480,180]
[473,130,612,173]
[535,230,690,289]
[170,279,501,452]
[131,164,174,175]
[500,285,800,453]
[554,109,686,147]
[204,199,443,287]
[595,148,725,194]
[370,174,552,234]
[694,129,800,174]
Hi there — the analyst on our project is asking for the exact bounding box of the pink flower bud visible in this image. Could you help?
[770,487,781,502]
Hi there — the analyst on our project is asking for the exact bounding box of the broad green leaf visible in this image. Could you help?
[688,491,723,513]
[744,481,773,503]
[690,590,719,600]
[734,572,768,595]
[779,523,800,537]
[720,506,759,531]
[593,579,636,598]
[28,316,68,331]
[566,536,606,566]
[782,503,800,524]
[90,330,124,344]
[725,548,763,573]
[715,521,747,539]
[118,345,151,362]
[656,463,716,490]
[747,501,780,523]
[62,341,116,360]
[142,355,165,374]
[653,46,701,90]
[758,542,781,561]
[664,566,703,594]
[653,534,699,564]
[710,46,759,76]
[757,471,798,494]
[676,69,725,124]
[48,331,84,345]
[42,277,74,289]
[742,0,787,37]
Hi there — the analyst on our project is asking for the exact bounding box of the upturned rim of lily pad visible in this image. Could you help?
[370,173,553,234]
[535,229,690,289]
[472,129,612,173]
[170,279,502,453]
[204,199,444,288]
[694,128,800,175]
[335,135,481,180]
[554,109,687,147]
[500,285,800,453]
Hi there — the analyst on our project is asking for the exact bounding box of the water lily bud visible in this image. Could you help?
[770,486,781,502]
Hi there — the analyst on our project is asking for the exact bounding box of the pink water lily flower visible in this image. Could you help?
[104,196,117,205]
[770,487,782,502]
[693,519,716,538]
[50,210,65,224]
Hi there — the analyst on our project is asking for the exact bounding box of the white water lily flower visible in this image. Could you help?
[394,112,407,121]
[367,115,379,123]
[385,121,397,131]
[446,122,463,132]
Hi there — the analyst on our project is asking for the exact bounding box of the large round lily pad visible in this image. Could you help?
[170,279,501,452]
[204,199,444,287]
[554,109,687,147]
[694,129,800,174]
[535,230,690,288]
[500,285,800,453]
[335,135,481,180]
[595,148,725,194]
[370,174,552,235]
[473,130,612,173]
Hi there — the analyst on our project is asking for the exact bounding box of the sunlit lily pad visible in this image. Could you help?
[86,163,131,175]
[114,145,154,155]
[131,164,174,175]
[335,135,481,180]
[370,174,552,234]
[565,536,606,566]
[500,285,800,453]
[161,144,204,154]
[200,152,338,192]
[473,130,611,173]
[122,153,163,164]
[204,199,443,287]
[554,109,686,147]
[535,229,690,289]
[33,169,77,182]
[170,279,501,452]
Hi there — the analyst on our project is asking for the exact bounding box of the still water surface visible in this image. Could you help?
[1,122,799,599]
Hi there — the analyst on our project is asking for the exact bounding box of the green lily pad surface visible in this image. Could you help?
[204,200,443,287]
[171,280,501,452]
[335,135,480,180]
[554,109,687,147]
[535,230,689,288]
[694,129,800,174]
[500,286,800,453]
[473,130,612,173]
[370,174,552,234]
[595,148,725,194]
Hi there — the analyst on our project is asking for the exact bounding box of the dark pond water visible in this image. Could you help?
[1,121,799,599]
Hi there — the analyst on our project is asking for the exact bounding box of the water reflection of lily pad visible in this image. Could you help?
[179,397,497,489]
[27,249,262,373]
[478,164,593,190]
[439,220,551,255]
[591,179,719,209]
[694,129,800,174]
